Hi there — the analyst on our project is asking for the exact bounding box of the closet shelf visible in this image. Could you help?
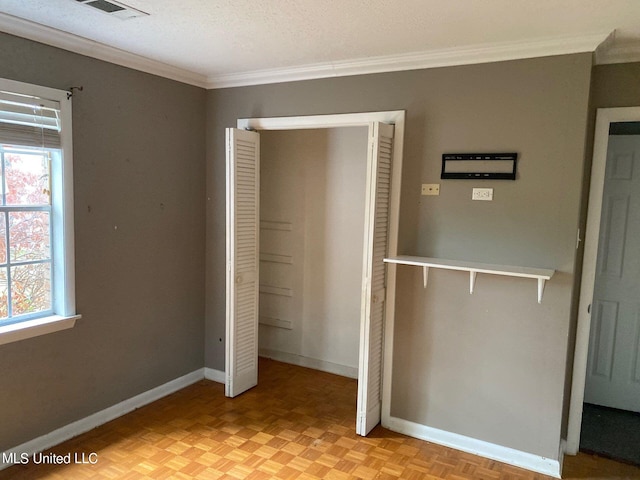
[383,255,555,303]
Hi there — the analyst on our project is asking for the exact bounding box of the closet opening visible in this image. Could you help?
[225,111,405,436]
[258,127,368,380]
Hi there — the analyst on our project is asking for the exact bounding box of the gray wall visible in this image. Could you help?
[0,33,206,450]
[592,62,640,108]
[206,53,593,459]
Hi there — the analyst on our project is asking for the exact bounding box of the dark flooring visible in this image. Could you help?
[580,403,640,467]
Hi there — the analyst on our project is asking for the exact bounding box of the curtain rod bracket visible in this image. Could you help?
[67,86,84,100]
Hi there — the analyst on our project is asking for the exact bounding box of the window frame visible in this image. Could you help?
[0,78,80,345]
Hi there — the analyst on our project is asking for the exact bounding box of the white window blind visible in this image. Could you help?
[0,91,61,149]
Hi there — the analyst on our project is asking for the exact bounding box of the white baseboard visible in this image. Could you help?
[204,367,225,383]
[383,416,561,478]
[558,438,567,477]
[1,369,204,470]
[259,348,358,379]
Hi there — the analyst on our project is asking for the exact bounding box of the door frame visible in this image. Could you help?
[566,106,640,454]
[234,110,405,429]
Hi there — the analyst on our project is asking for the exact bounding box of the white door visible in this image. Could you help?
[584,134,640,412]
[225,128,260,398]
[357,122,394,435]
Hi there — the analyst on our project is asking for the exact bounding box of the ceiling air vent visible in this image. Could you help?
[75,0,148,20]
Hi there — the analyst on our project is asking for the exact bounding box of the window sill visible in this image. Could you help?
[0,314,81,346]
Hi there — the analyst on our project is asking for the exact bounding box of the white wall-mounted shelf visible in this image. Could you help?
[383,255,555,303]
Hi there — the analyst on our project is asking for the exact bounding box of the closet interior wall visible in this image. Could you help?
[258,127,369,377]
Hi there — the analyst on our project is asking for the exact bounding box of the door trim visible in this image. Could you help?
[566,106,640,454]
[236,111,405,431]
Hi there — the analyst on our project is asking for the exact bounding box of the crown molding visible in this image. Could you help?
[0,13,612,90]
[596,39,640,65]
[206,31,612,89]
[0,13,208,88]
[593,29,640,65]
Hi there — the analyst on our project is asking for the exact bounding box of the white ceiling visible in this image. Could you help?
[1,0,640,88]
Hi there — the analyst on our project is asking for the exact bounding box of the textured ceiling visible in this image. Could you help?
[1,0,640,87]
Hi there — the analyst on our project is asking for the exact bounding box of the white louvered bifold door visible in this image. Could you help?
[226,128,260,398]
[357,122,394,436]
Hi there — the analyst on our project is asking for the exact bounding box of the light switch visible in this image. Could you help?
[422,184,440,196]
[472,188,493,201]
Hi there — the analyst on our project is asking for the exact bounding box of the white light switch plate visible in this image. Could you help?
[472,188,493,201]
[422,184,440,196]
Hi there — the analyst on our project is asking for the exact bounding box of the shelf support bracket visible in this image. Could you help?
[383,256,555,304]
[537,278,546,304]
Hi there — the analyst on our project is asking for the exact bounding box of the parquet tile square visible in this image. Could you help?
[1,358,639,479]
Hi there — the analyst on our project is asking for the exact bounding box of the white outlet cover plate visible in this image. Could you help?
[472,188,493,201]
[422,184,440,195]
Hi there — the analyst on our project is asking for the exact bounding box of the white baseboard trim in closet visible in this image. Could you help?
[259,348,358,379]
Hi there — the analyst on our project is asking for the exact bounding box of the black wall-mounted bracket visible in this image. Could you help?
[441,153,517,180]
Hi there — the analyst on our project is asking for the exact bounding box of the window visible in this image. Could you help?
[0,78,79,345]
[0,145,53,319]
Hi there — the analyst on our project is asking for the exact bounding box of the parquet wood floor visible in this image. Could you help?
[1,358,639,479]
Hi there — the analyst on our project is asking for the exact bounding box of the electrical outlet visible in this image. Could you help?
[472,188,493,201]
[421,184,440,196]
